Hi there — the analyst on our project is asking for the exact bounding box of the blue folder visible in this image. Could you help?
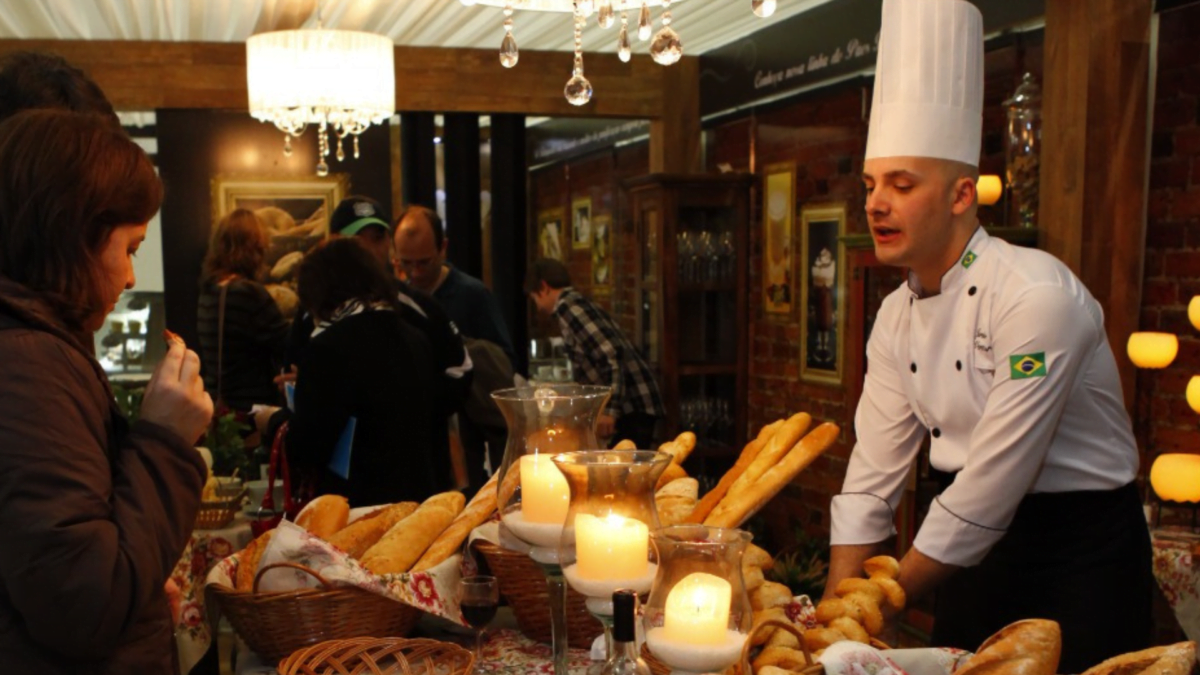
[327,416,357,480]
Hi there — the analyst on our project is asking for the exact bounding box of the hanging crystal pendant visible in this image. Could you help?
[597,0,615,28]
[752,0,776,17]
[499,3,519,67]
[577,0,595,18]
[617,13,632,62]
[650,0,682,65]
[336,136,346,162]
[317,159,329,177]
[353,135,360,159]
[283,134,293,157]
[637,1,652,41]
[564,10,592,105]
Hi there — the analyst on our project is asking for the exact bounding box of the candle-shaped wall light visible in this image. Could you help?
[1127,332,1179,369]
[662,572,732,646]
[1150,453,1200,503]
[976,175,1003,206]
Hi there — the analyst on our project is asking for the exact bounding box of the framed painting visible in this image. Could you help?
[762,163,795,317]
[572,196,593,250]
[538,208,566,261]
[211,173,349,235]
[799,202,848,385]
[592,213,612,290]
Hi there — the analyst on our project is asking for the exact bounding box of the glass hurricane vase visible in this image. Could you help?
[643,525,753,675]
[554,450,672,675]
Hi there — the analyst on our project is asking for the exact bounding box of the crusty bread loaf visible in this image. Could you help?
[296,494,350,539]
[656,477,699,526]
[613,439,637,450]
[655,462,688,491]
[686,419,783,524]
[236,529,275,592]
[956,619,1062,675]
[326,502,419,559]
[659,431,697,465]
[1080,642,1196,675]
[705,422,838,528]
[744,543,774,570]
[751,581,794,611]
[725,413,813,499]
[412,473,499,571]
[361,491,466,575]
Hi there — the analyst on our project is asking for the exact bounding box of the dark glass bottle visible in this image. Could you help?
[603,589,651,675]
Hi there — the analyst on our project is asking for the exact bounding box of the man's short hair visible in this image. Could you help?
[0,52,118,125]
[396,204,445,249]
[525,258,573,294]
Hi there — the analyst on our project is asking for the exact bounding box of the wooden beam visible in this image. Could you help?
[1040,0,1152,411]
[649,56,701,173]
[0,39,673,119]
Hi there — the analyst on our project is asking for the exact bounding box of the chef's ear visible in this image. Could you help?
[950,174,978,216]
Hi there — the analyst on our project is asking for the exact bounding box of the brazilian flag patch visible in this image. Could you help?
[962,250,978,268]
[1010,352,1047,379]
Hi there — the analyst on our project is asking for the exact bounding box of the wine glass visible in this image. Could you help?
[458,575,499,663]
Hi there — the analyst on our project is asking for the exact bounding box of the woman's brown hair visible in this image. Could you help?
[202,208,269,284]
[0,109,162,329]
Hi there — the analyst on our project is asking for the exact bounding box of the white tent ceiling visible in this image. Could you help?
[0,0,833,56]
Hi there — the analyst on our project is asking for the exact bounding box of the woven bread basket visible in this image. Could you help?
[194,489,247,530]
[276,637,474,675]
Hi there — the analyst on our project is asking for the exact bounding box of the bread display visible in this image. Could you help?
[687,420,783,524]
[412,472,500,571]
[296,494,350,539]
[956,619,1062,675]
[656,477,699,526]
[1080,642,1196,675]
[804,555,904,650]
[361,491,466,575]
[325,501,418,559]
[236,529,275,591]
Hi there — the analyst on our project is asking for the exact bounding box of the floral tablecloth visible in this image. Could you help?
[171,512,254,675]
[1151,529,1200,643]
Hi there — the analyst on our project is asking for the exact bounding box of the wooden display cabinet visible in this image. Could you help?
[624,173,755,458]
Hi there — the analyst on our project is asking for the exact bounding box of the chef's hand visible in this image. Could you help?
[596,414,616,439]
[141,340,213,445]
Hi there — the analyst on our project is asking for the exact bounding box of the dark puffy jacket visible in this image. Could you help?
[0,276,205,674]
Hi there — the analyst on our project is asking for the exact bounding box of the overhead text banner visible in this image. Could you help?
[699,0,1045,117]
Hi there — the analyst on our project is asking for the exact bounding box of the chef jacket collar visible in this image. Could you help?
[906,225,990,299]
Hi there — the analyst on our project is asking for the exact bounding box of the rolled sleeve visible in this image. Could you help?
[831,492,896,545]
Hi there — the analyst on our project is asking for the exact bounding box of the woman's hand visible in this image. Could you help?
[140,341,213,444]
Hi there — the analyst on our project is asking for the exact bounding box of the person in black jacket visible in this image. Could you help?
[282,238,445,506]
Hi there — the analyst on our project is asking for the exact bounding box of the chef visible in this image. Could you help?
[825,0,1153,670]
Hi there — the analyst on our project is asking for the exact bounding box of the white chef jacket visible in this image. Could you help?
[830,226,1138,567]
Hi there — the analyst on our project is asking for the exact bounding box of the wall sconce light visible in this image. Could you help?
[1188,376,1200,415]
[1127,332,1179,369]
[976,175,1003,206]
[1190,296,1200,331]
[1150,453,1200,503]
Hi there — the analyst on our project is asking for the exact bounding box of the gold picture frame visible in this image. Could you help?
[762,163,796,317]
[799,202,847,386]
[538,208,566,261]
[572,196,593,250]
[592,213,612,291]
[211,173,350,234]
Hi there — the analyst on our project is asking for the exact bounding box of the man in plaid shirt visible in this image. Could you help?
[526,258,665,448]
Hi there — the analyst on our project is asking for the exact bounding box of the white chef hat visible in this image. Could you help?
[865,0,985,167]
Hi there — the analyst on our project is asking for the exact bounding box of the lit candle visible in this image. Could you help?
[976,175,1003,206]
[520,454,569,524]
[575,513,648,580]
[1127,332,1178,369]
[662,573,732,645]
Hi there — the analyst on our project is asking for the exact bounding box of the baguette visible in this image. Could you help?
[361,491,466,575]
[412,473,500,571]
[686,419,783,524]
[296,494,350,539]
[659,431,697,465]
[715,413,812,509]
[236,529,275,592]
[705,422,838,528]
[655,462,688,491]
[956,619,1062,675]
[1080,642,1196,675]
[326,502,419,559]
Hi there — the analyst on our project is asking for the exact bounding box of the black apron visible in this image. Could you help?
[929,475,1154,674]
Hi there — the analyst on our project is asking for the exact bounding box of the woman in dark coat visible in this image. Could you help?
[0,110,213,673]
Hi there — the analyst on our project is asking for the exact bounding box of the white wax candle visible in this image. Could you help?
[520,454,569,524]
[575,513,648,580]
[662,572,732,645]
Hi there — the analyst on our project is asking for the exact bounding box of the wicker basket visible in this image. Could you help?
[474,540,603,649]
[644,619,823,675]
[209,562,420,662]
[277,637,474,675]
[194,489,247,530]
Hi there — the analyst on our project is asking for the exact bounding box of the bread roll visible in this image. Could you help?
[803,627,847,652]
[842,592,884,636]
[834,578,885,606]
[236,529,275,592]
[613,439,637,450]
[829,616,870,644]
[863,555,900,580]
[1080,642,1196,675]
[742,564,765,592]
[816,597,863,625]
[327,502,419,559]
[758,666,803,675]
[655,462,688,491]
[744,543,774,570]
[686,419,783,524]
[753,646,810,672]
[765,624,802,649]
[956,619,1062,675]
[412,473,500,571]
[296,495,350,539]
[870,575,906,612]
[750,607,790,646]
[751,581,795,611]
[657,495,697,526]
[705,422,838,528]
[361,491,466,575]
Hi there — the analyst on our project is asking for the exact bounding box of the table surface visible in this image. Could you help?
[1150,528,1200,643]
[175,512,254,675]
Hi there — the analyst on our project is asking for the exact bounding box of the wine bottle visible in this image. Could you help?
[603,589,651,675]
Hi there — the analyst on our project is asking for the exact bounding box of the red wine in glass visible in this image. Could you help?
[459,575,499,662]
[461,600,498,628]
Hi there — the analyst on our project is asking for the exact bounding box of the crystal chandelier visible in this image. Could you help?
[463,0,777,106]
[246,10,395,176]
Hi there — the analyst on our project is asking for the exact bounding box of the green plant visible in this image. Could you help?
[204,408,254,478]
[769,528,830,600]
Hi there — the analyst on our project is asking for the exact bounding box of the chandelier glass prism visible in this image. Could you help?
[463,0,776,106]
